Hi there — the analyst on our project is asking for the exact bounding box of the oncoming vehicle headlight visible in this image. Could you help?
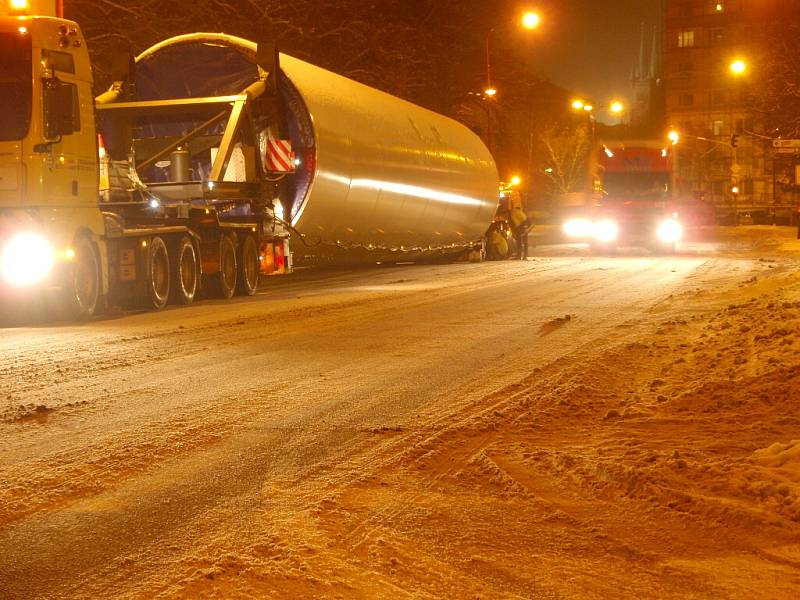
[0,233,55,288]
[657,219,683,244]
[592,219,619,243]
[563,218,593,238]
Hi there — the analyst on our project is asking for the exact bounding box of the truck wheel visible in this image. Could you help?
[61,236,99,320]
[145,236,170,310]
[170,236,198,305]
[215,234,237,300]
[236,234,259,296]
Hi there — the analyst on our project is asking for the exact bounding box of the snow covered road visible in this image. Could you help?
[1,228,799,598]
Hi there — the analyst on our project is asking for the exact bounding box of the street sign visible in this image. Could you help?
[773,139,800,148]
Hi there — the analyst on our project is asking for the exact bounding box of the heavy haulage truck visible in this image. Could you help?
[560,141,683,254]
[0,1,499,319]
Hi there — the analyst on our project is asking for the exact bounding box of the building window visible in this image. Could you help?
[710,28,725,45]
[712,90,727,105]
[678,31,695,48]
[679,94,694,106]
[712,120,724,135]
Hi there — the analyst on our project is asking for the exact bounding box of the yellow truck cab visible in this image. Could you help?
[1,0,106,317]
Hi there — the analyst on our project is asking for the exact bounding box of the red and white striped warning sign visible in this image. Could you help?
[266,138,295,172]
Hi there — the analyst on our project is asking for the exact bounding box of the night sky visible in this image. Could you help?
[532,0,663,116]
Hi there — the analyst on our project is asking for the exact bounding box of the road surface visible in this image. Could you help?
[2,228,800,598]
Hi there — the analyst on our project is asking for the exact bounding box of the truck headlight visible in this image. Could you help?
[563,218,593,238]
[657,219,683,243]
[592,219,619,243]
[1,233,55,288]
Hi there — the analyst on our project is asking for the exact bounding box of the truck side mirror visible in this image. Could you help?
[43,79,80,140]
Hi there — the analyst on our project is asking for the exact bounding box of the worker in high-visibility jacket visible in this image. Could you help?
[510,206,531,259]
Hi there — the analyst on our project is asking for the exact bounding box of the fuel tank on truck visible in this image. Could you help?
[133,34,499,259]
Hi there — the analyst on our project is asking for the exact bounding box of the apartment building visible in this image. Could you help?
[665,0,784,220]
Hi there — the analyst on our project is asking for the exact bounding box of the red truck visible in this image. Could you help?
[561,142,683,254]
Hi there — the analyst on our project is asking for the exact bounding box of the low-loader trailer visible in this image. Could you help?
[0,2,499,318]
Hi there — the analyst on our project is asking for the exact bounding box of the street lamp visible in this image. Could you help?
[668,130,680,145]
[729,59,747,76]
[610,101,624,115]
[569,99,595,133]
[569,100,598,198]
[484,9,542,96]
[522,11,541,30]
[482,9,542,152]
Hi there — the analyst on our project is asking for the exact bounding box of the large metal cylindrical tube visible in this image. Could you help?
[134,34,499,256]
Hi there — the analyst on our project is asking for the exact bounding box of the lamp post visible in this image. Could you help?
[727,58,749,210]
[569,100,598,200]
[569,99,597,149]
[482,10,541,153]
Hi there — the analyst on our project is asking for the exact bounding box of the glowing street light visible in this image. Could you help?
[486,12,543,93]
[610,101,625,114]
[483,12,542,153]
[729,59,747,76]
[571,99,585,110]
[522,11,541,30]
[583,104,593,112]
[510,175,522,186]
[668,130,680,145]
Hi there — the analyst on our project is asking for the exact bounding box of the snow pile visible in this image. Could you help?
[270,264,800,598]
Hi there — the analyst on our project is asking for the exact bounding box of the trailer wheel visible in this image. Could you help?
[485,227,510,260]
[215,234,238,300]
[170,236,198,305]
[61,236,99,320]
[236,234,259,296]
[145,236,170,310]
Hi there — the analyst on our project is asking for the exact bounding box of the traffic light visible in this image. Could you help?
[730,133,739,148]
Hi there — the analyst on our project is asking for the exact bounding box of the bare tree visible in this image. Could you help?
[539,122,590,196]
[66,0,478,114]
[751,3,800,137]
